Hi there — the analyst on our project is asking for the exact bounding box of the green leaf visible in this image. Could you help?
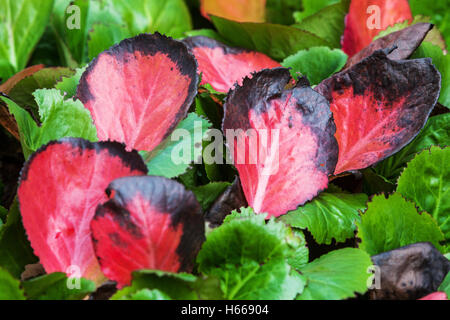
[86,0,193,59]
[211,15,330,61]
[297,248,372,300]
[51,0,122,65]
[281,190,368,245]
[0,96,39,158]
[357,193,445,256]
[195,93,223,130]
[109,0,192,39]
[0,0,54,80]
[375,114,450,182]
[8,67,74,118]
[397,146,450,241]
[361,168,396,196]
[188,182,231,210]
[409,0,450,47]
[293,0,350,49]
[2,89,97,159]
[412,42,450,108]
[281,47,347,85]
[0,201,38,279]
[140,113,211,179]
[0,267,25,300]
[127,289,172,300]
[87,23,131,61]
[55,66,87,99]
[266,0,303,25]
[22,272,95,300]
[438,272,450,297]
[197,212,304,299]
[111,270,198,300]
[293,0,340,23]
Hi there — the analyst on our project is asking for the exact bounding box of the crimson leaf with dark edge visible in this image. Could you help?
[223,68,338,217]
[316,50,441,174]
[91,176,205,288]
[77,33,198,152]
[17,138,147,284]
[183,36,281,93]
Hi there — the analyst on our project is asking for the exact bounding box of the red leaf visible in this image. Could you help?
[200,0,266,23]
[223,69,338,218]
[418,292,448,300]
[316,50,441,174]
[17,138,147,283]
[342,0,412,57]
[91,176,205,287]
[77,33,198,152]
[183,36,281,93]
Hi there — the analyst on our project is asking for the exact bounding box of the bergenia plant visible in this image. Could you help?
[0,0,448,302]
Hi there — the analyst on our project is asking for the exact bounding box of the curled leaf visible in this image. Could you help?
[345,22,433,68]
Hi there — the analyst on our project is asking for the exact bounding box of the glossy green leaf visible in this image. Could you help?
[211,15,330,61]
[140,113,211,179]
[375,114,450,182]
[297,248,372,300]
[0,0,54,80]
[281,47,347,85]
[197,211,304,299]
[293,0,350,48]
[0,267,25,300]
[109,0,192,38]
[397,146,450,240]
[357,193,445,256]
[22,272,95,300]
[87,23,131,61]
[51,0,122,65]
[281,190,368,244]
[1,89,97,159]
[293,0,340,23]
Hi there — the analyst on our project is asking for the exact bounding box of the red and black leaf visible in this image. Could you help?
[183,36,281,93]
[345,23,433,68]
[342,0,412,57]
[316,50,441,174]
[17,138,147,283]
[77,33,198,152]
[91,176,205,287]
[223,68,338,218]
